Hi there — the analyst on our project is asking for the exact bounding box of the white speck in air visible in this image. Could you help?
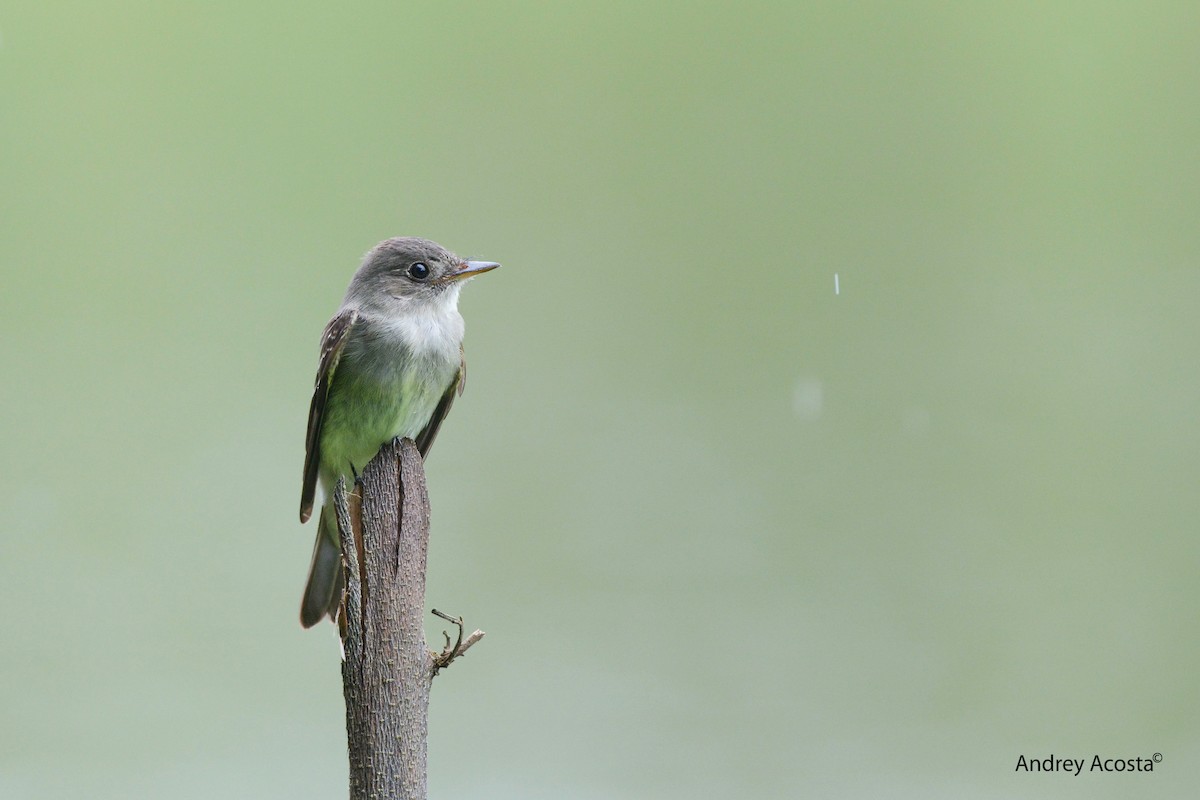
[792,377,824,421]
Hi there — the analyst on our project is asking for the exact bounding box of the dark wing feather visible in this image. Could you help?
[299,308,358,522]
[414,346,465,458]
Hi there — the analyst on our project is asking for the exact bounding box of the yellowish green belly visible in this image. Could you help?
[318,367,449,484]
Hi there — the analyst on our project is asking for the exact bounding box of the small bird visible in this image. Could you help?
[299,237,498,627]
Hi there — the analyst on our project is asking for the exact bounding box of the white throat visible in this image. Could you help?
[380,285,465,359]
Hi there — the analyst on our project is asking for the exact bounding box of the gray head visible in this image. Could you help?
[344,237,498,310]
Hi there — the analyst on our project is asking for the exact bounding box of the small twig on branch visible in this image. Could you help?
[430,608,486,675]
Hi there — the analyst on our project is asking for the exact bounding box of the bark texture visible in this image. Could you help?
[334,438,432,800]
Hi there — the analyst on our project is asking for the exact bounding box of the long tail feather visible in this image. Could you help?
[299,504,342,628]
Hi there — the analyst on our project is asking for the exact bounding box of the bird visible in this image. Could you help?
[299,236,498,627]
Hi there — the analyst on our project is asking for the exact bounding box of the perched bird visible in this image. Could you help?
[299,237,498,627]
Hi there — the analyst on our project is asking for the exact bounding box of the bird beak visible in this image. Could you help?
[446,260,500,282]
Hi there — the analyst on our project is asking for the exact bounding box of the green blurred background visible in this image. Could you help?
[3,2,1198,797]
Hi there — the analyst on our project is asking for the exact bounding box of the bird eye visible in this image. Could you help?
[407,262,430,280]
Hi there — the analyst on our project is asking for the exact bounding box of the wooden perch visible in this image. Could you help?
[332,437,485,800]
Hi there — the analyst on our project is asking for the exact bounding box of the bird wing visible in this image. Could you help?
[299,307,358,522]
[414,345,465,458]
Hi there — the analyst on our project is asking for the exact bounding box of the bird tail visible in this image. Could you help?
[299,504,344,628]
